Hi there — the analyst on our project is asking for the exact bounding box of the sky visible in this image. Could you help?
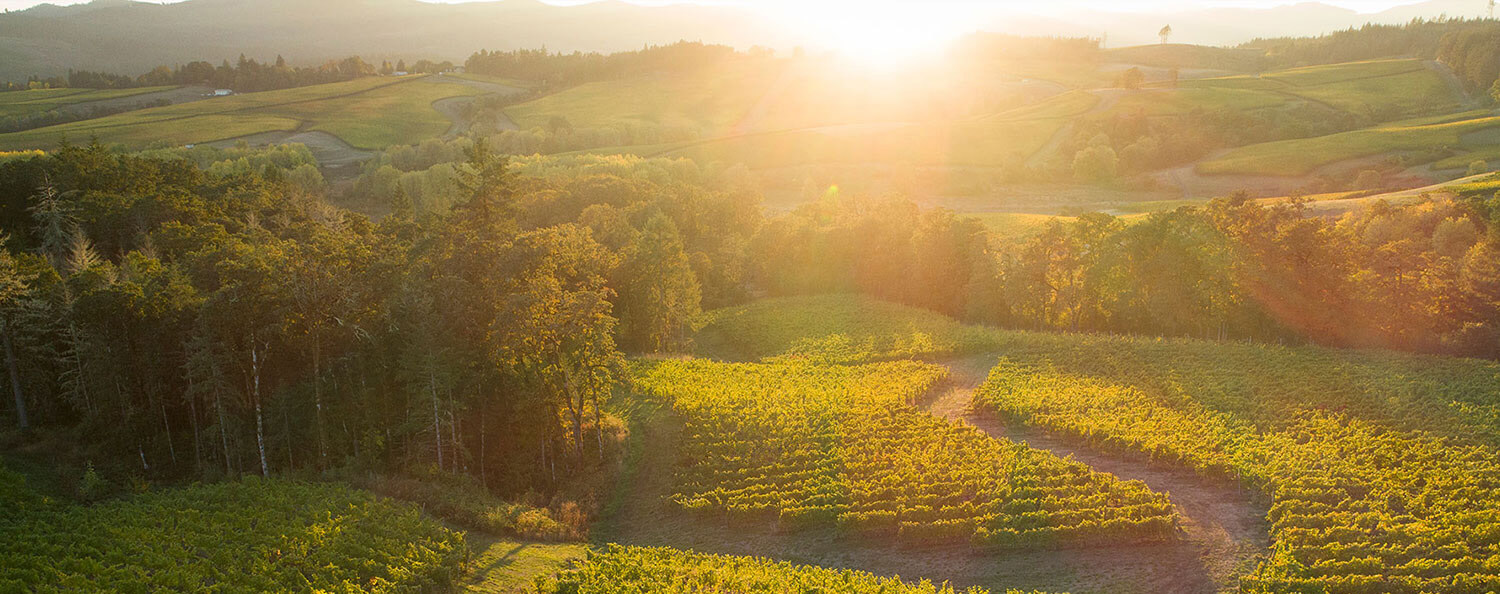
[0,0,1438,11]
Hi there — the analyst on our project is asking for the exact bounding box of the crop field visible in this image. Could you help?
[647,115,1064,169]
[1105,87,1289,116]
[971,332,1500,593]
[1180,59,1457,120]
[632,358,1179,548]
[1199,111,1500,176]
[0,76,487,151]
[0,86,178,117]
[505,61,775,134]
[0,466,466,591]
[534,544,1046,594]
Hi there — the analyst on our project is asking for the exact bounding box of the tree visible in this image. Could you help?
[1073,145,1120,181]
[615,214,701,352]
[0,249,31,430]
[1159,25,1173,45]
[1117,67,1146,90]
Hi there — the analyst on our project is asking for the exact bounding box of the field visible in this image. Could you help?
[0,76,487,151]
[1199,111,1500,176]
[633,358,1178,547]
[505,61,775,134]
[0,466,466,591]
[971,332,1500,593]
[534,545,1044,594]
[1182,59,1457,120]
[693,294,994,362]
[1104,87,1289,116]
[0,86,179,117]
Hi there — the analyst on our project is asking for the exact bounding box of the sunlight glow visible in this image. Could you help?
[765,2,976,68]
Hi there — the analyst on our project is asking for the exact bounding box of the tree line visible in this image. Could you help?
[2,139,1498,497]
[755,189,1500,358]
[5,54,452,94]
[0,140,752,497]
[464,41,740,88]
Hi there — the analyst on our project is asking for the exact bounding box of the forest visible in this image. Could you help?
[2,137,1497,504]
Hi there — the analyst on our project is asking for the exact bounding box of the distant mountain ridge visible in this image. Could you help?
[0,0,1487,82]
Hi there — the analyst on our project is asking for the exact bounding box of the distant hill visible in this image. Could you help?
[0,0,784,82]
[0,0,1488,83]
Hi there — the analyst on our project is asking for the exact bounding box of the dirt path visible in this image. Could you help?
[430,74,527,137]
[1023,88,1135,169]
[57,85,216,117]
[206,130,372,178]
[602,358,1270,593]
[924,355,1271,592]
[1425,61,1479,111]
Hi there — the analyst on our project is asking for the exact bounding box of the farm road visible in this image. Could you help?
[924,355,1272,593]
[601,355,1271,594]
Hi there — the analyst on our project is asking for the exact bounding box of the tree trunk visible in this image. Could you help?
[313,335,326,470]
[216,388,231,475]
[252,344,268,477]
[429,369,442,470]
[161,400,177,466]
[1,318,27,431]
[479,396,487,489]
[187,385,203,475]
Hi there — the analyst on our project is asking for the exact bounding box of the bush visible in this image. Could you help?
[361,472,584,541]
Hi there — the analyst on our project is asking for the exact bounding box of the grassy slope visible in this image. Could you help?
[1200,110,1500,176]
[505,62,774,133]
[0,76,484,151]
[464,535,588,593]
[0,86,178,117]
[1107,87,1289,116]
[693,294,994,363]
[1181,59,1455,119]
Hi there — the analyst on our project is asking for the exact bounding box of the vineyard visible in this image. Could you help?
[692,294,994,363]
[631,358,1178,548]
[972,335,1500,593]
[532,544,1049,594]
[0,466,466,592]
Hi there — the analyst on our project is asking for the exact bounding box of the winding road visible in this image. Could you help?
[603,354,1272,594]
[925,356,1272,593]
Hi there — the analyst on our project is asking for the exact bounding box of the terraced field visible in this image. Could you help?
[1200,111,1500,176]
[0,86,180,117]
[0,76,489,151]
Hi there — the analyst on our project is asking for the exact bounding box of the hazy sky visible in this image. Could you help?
[0,0,1437,11]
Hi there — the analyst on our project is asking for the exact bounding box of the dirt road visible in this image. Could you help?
[925,356,1271,592]
[601,356,1271,594]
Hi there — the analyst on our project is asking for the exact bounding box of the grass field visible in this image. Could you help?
[464,535,588,593]
[1199,110,1500,176]
[505,61,775,134]
[0,86,178,117]
[0,76,487,151]
[1106,87,1289,116]
[1181,59,1455,121]
[694,294,994,363]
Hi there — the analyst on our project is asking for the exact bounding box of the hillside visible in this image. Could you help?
[0,0,1490,84]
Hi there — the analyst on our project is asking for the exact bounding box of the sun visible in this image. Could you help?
[766,2,972,68]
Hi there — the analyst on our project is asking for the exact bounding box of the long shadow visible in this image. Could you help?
[468,540,530,584]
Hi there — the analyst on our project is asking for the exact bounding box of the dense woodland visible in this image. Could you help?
[5,54,453,93]
[464,42,743,88]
